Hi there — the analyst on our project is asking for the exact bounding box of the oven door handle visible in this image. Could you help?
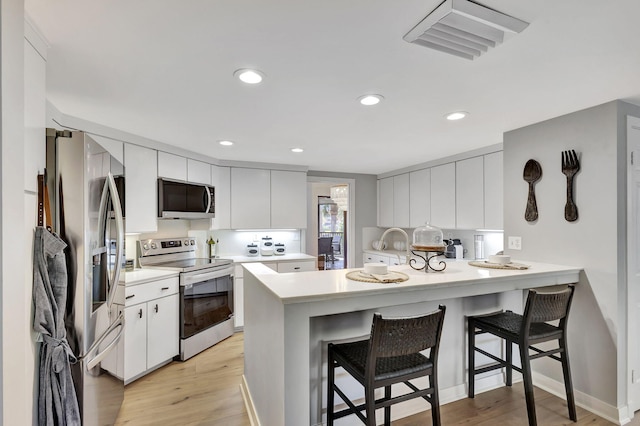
[182,268,234,286]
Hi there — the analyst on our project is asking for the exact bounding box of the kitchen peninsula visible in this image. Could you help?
[241,260,581,425]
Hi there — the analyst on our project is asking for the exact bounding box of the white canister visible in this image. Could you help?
[455,245,463,260]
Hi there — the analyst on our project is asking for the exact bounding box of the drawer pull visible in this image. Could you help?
[294,267,300,270]
[161,287,170,290]
[126,295,135,300]
[138,309,143,319]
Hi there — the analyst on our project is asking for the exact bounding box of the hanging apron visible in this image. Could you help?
[33,226,81,425]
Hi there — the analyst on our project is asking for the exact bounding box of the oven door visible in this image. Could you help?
[180,267,234,339]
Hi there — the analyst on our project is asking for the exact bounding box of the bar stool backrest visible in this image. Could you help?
[366,306,446,368]
[522,286,575,331]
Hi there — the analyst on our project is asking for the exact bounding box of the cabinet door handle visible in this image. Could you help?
[154,304,159,313]
[126,295,135,300]
[161,287,169,290]
[138,308,143,318]
[294,267,300,270]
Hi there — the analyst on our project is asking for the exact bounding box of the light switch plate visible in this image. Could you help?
[508,236,522,250]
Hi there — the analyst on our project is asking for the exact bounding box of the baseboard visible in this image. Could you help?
[240,375,260,426]
[532,371,631,425]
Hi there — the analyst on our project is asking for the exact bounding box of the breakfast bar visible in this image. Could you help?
[240,260,582,426]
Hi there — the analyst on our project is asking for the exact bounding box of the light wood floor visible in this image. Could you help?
[115,333,628,425]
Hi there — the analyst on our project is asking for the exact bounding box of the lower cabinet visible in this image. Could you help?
[123,277,179,383]
[276,260,316,273]
[363,252,407,266]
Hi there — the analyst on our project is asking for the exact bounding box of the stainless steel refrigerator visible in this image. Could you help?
[46,129,125,425]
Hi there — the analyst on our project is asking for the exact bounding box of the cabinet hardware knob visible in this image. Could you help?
[161,287,169,290]
[155,304,159,313]
[138,309,143,318]
[126,295,135,300]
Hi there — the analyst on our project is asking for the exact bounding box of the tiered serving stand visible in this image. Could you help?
[409,244,447,273]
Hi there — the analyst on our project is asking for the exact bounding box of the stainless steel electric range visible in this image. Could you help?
[138,237,234,361]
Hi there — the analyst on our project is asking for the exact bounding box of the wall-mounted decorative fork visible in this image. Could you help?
[561,150,580,222]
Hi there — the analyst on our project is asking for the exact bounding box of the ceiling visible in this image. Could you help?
[25,0,640,175]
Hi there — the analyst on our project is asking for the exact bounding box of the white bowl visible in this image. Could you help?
[372,240,387,250]
[364,263,388,275]
[393,241,405,251]
[488,254,511,264]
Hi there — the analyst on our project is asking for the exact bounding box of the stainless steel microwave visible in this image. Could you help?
[157,178,215,219]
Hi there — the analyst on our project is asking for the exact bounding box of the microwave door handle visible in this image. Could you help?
[204,185,212,214]
[106,172,125,308]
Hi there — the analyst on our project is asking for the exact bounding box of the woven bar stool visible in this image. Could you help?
[327,305,446,426]
[467,285,576,426]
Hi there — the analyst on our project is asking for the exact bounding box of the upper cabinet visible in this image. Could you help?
[187,159,211,185]
[271,170,306,229]
[125,144,158,233]
[211,165,231,229]
[377,150,503,231]
[157,152,187,181]
[430,163,456,229]
[231,168,307,229]
[484,151,503,230]
[409,168,430,228]
[377,177,394,228]
[231,168,271,229]
[455,156,484,229]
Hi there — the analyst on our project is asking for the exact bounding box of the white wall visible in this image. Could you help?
[503,100,640,417]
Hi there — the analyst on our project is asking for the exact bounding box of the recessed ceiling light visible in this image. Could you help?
[291,148,304,153]
[219,140,234,146]
[234,68,264,84]
[445,111,468,120]
[358,94,384,106]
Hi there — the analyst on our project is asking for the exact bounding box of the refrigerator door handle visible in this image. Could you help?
[83,312,124,370]
[106,172,124,308]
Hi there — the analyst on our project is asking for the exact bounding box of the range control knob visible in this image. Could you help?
[190,239,195,245]
[184,239,191,246]
[142,244,149,250]
[151,243,157,249]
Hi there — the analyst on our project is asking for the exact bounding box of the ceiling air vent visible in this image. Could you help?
[403,0,528,60]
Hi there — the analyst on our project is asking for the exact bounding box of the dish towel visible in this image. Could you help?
[468,260,530,270]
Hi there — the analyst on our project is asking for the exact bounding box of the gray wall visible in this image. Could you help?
[307,171,378,268]
[503,100,640,410]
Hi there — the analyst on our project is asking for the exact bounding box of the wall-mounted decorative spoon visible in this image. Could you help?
[523,159,542,222]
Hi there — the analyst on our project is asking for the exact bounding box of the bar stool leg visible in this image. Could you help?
[327,345,335,426]
[384,386,391,425]
[431,371,442,426]
[467,317,476,398]
[519,343,538,426]
[506,339,513,387]
[560,337,577,421]
[365,384,376,426]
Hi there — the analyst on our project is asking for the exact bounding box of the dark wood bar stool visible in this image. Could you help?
[327,305,446,426]
[467,285,577,426]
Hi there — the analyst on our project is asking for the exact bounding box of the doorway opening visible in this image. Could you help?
[307,179,354,271]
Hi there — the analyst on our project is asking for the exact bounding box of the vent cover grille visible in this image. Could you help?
[403,0,528,60]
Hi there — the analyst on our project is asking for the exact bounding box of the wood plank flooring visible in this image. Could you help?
[115,333,626,425]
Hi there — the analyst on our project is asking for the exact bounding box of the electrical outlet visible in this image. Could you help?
[508,236,522,250]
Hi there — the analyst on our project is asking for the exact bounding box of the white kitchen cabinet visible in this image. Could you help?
[24,38,46,193]
[363,253,390,265]
[187,159,211,185]
[276,260,316,273]
[211,165,231,229]
[271,170,307,229]
[456,156,484,229]
[484,151,504,230]
[231,168,271,229]
[123,276,179,383]
[157,151,187,181]
[393,174,410,228]
[430,163,456,229]
[410,168,431,228]
[233,265,244,329]
[124,144,158,233]
[377,177,394,227]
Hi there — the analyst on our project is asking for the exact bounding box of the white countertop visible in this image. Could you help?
[224,253,316,263]
[243,259,582,304]
[118,268,179,285]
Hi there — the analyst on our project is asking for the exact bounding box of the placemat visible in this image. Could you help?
[346,270,409,283]
[468,261,530,270]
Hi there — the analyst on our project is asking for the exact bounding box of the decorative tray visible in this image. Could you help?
[410,244,446,252]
